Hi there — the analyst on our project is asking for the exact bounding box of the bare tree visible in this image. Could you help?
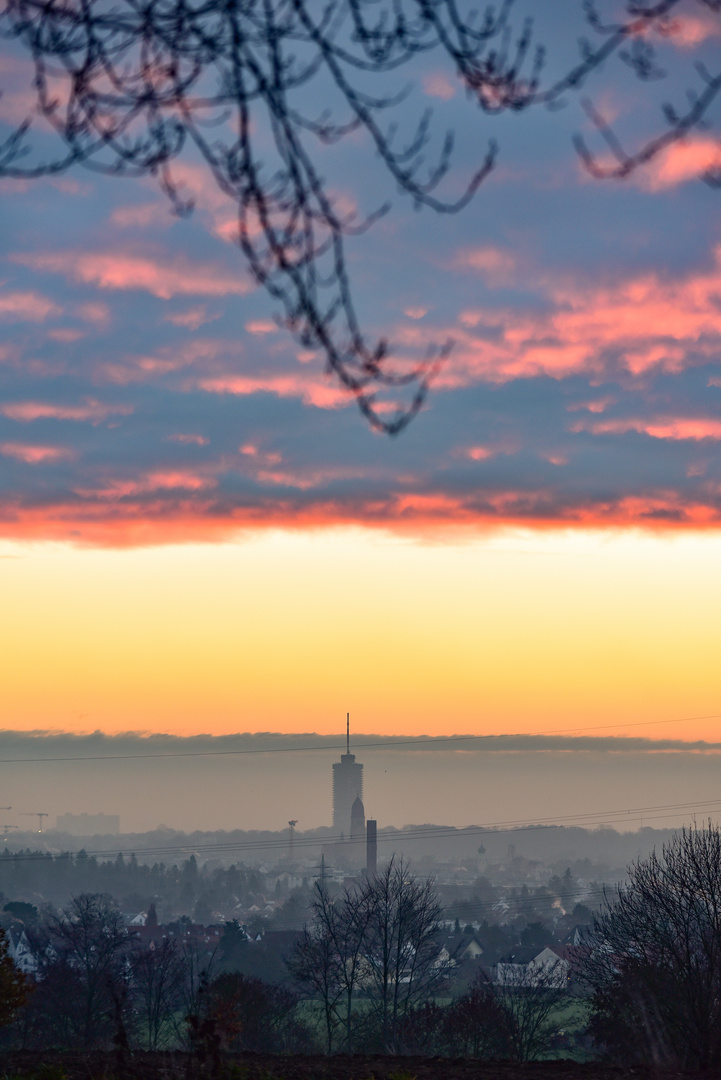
[442,972,508,1059]
[1,1,719,431]
[581,821,721,1070]
[0,928,32,1030]
[357,858,447,1052]
[288,878,373,1052]
[290,859,446,1052]
[493,962,568,1062]
[398,959,569,1061]
[172,935,219,1047]
[287,892,344,1054]
[199,971,310,1052]
[130,936,186,1050]
[25,893,130,1049]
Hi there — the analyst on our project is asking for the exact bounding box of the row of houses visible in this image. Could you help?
[6,913,589,991]
[435,933,582,987]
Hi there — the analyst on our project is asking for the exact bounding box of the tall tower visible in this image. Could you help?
[332,713,363,837]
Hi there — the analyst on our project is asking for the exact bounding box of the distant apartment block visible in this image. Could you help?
[56,812,120,835]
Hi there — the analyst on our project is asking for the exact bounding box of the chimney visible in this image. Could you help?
[366,819,377,876]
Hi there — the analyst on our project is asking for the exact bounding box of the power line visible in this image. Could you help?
[0,713,717,765]
[1,795,720,864]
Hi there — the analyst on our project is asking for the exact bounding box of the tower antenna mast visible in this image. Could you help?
[347,712,350,755]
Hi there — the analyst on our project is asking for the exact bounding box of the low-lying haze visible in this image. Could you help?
[2,730,721,835]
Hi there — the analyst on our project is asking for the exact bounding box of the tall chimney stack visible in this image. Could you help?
[366,818,377,875]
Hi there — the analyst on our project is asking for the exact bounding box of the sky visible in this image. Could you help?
[1,2,721,831]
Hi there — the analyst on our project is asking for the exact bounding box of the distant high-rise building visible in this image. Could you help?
[56,812,120,836]
[332,713,363,837]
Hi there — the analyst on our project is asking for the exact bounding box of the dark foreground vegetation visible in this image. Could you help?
[1,827,721,1073]
[0,1054,704,1080]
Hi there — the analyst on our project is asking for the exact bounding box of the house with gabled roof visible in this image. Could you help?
[6,927,37,975]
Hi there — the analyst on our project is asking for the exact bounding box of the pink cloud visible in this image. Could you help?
[198,374,351,410]
[567,395,616,414]
[454,246,516,286]
[251,463,371,490]
[47,328,86,343]
[146,162,260,244]
[660,15,721,47]
[111,203,172,229]
[422,73,457,101]
[0,291,60,322]
[0,442,74,463]
[0,178,31,195]
[574,417,721,441]
[0,57,38,124]
[96,338,230,385]
[3,483,721,548]
[158,163,237,240]
[1,399,132,424]
[245,319,277,335]
[165,307,219,330]
[168,433,209,446]
[543,453,569,466]
[239,444,282,468]
[466,446,495,461]
[433,245,721,386]
[639,137,721,191]
[76,470,216,499]
[0,58,78,137]
[76,302,111,325]
[14,251,250,299]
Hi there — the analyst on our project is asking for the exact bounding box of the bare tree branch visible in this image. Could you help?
[1,0,719,431]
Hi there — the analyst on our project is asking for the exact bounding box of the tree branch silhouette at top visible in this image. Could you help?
[1,0,719,432]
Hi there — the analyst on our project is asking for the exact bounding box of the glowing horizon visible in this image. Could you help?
[1,526,719,743]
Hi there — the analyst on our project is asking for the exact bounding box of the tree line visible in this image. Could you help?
[0,850,265,922]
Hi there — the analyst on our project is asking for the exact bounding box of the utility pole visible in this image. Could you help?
[346,712,350,755]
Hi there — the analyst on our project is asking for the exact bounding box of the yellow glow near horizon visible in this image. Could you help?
[1,527,720,741]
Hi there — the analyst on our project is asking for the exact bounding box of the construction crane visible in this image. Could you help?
[1,825,17,842]
[21,812,49,833]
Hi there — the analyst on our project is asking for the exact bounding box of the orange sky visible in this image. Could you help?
[1,527,719,742]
